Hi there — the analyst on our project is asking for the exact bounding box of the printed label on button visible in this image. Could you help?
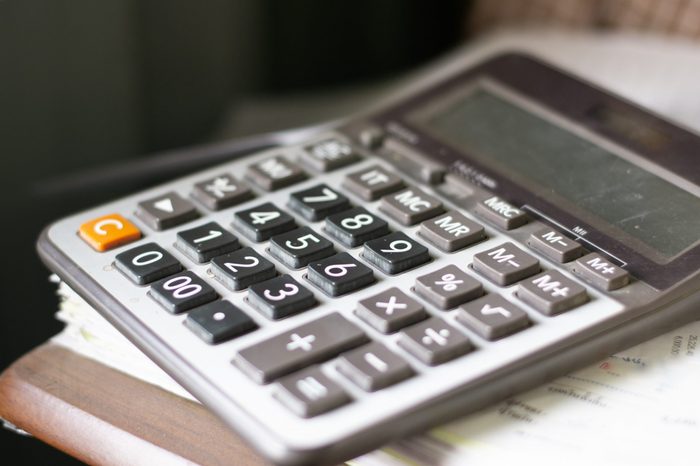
[79,213,141,252]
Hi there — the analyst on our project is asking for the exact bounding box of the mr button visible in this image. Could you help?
[79,213,141,252]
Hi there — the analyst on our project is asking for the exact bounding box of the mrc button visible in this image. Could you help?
[574,253,630,291]
[476,196,528,230]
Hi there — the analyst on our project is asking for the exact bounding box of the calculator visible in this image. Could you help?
[37,52,700,465]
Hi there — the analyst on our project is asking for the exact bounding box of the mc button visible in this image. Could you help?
[79,214,142,252]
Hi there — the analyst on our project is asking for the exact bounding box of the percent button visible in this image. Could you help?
[414,265,483,310]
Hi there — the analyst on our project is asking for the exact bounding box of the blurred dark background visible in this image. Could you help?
[0,1,467,464]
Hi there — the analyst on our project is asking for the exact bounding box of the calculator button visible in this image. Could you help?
[301,138,360,172]
[114,243,182,285]
[234,312,368,383]
[245,156,306,191]
[269,227,335,269]
[175,222,240,263]
[306,252,375,297]
[233,202,296,242]
[574,253,630,291]
[336,342,413,392]
[135,192,199,231]
[363,232,430,275]
[473,242,540,286]
[476,195,528,230]
[210,247,276,291]
[184,300,257,344]
[397,318,471,366]
[149,271,217,314]
[191,174,253,211]
[342,165,405,201]
[419,210,485,252]
[529,228,584,263]
[355,287,426,334]
[518,270,588,315]
[274,367,350,417]
[325,207,390,248]
[247,275,317,320]
[414,265,483,310]
[379,187,444,225]
[456,294,529,340]
[288,184,351,221]
[78,213,142,252]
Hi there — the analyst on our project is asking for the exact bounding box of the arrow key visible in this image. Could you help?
[136,191,199,230]
[176,221,240,263]
[456,294,529,340]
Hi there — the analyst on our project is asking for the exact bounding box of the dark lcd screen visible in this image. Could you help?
[420,86,700,262]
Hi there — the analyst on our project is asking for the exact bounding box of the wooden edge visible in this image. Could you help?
[0,343,267,466]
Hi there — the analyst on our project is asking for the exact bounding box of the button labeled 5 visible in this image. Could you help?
[79,213,141,252]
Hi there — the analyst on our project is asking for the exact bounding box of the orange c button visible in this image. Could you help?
[79,213,142,252]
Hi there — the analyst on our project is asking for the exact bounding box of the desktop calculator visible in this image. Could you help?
[38,52,700,465]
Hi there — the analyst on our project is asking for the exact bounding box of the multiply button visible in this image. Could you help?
[472,242,540,286]
[233,312,368,384]
[456,294,529,340]
[355,287,426,333]
[518,270,588,315]
[476,196,528,230]
[529,228,584,262]
[397,318,471,366]
[574,253,630,291]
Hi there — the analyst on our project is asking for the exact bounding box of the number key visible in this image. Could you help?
[248,275,317,319]
[114,243,182,285]
[325,207,389,247]
[149,271,217,314]
[175,221,240,263]
[363,232,429,275]
[233,202,296,242]
[210,247,276,290]
[288,184,351,221]
[269,226,335,269]
[306,252,375,297]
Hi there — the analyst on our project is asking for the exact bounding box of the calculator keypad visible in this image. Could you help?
[398,318,471,366]
[306,252,375,297]
[114,243,182,285]
[269,226,335,269]
[288,184,351,221]
[233,202,296,242]
[234,312,368,384]
[473,242,540,286]
[336,342,413,391]
[175,221,240,263]
[456,294,530,340]
[325,207,390,248]
[136,192,199,231]
[363,232,430,275]
[149,270,218,314]
[379,187,444,225]
[184,300,257,344]
[210,247,276,291]
[248,275,317,320]
[414,265,483,310]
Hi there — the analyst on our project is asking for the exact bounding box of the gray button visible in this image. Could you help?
[381,138,445,184]
[245,156,306,191]
[476,196,528,230]
[342,165,405,201]
[574,253,630,291]
[355,287,426,334]
[518,270,588,315]
[191,174,254,211]
[473,242,540,286]
[529,228,584,262]
[456,294,529,340]
[337,342,413,391]
[380,187,444,225]
[274,366,350,417]
[135,192,199,231]
[414,265,483,310]
[419,210,485,252]
[301,138,360,172]
[398,318,471,366]
[234,312,368,384]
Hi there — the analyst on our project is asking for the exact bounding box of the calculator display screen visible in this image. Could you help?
[419,87,700,261]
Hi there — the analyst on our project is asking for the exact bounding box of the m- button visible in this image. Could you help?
[473,242,540,286]
[79,213,142,252]
[529,228,584,262]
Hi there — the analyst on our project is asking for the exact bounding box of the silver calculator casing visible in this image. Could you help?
[37,48,700,465]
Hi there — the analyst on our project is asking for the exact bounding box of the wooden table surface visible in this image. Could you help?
[0,343,268,466]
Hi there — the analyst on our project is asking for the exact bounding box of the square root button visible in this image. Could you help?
[456,294,529,340]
